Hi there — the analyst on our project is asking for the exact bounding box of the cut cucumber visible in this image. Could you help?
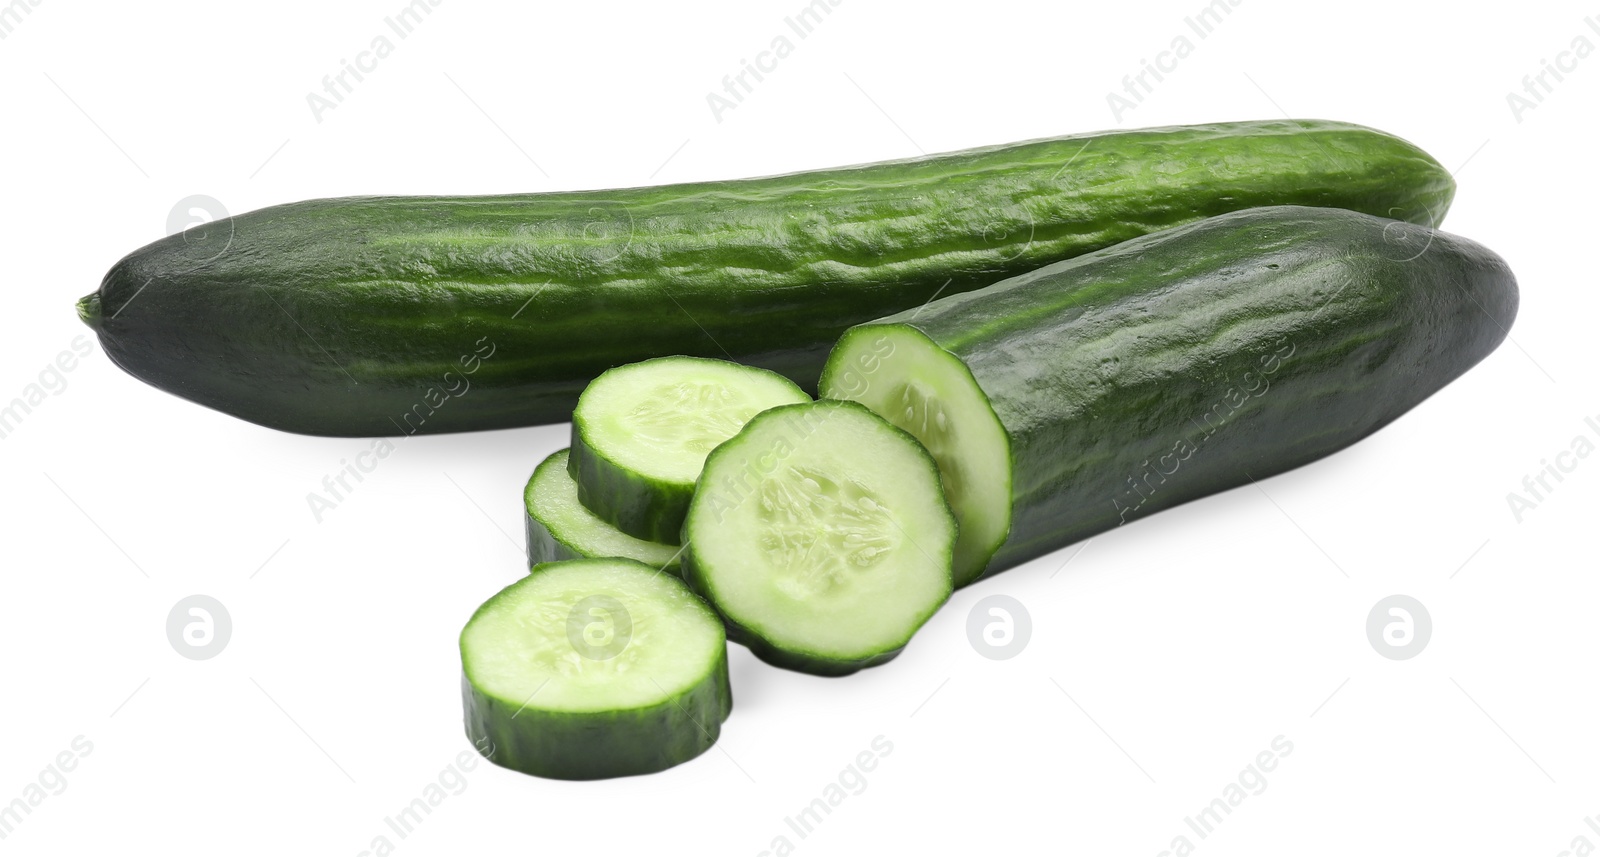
[525,449,685,576]
[570,356,809,543]
[821,205,1518,585]
[461,558,731,780]
[682,400,956,676]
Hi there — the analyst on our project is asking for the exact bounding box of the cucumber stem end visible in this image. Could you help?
[77,293,102,328]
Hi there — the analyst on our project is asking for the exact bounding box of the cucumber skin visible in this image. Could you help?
[824,206,1517,581]
[567,432,688,545]
[524,517,684,576]
[524,512,584,567]
[705,626,902,678]
[524,451,684,576]
[461,658,731,780]
[79,120,1454,436]
[681,400,957,677]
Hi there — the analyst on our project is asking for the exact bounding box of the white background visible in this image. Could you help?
[1,0,1595,854]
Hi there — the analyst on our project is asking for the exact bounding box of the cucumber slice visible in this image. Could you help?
[461,558,731,780]
[570,356,810,543]
[819,328,1011,587]
[682,400,956,676]
[525,449,685,576]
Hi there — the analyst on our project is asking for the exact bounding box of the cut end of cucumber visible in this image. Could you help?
[574,356,810,487]
[525,449,683,575]
[820,325,1012,586]
[684,400,956,674]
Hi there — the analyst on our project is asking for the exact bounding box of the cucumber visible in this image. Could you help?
[460,558,730,780]
[820,206,1518,585]
[78,120,1456,436]
[570,356,809,543]
[525,449,684,575]
[682,400,956,676]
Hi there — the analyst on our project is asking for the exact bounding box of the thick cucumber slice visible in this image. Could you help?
[682,400,956,676]
[819,329,1010,587]
[525,449,685,576]
[461,558,731,780]
[570,356,809,543]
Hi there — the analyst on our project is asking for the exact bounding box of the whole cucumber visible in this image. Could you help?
[79,120,1455,436]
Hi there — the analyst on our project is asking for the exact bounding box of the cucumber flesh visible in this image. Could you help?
[525,449,684,575]
[683,400,956,676]
[461,558,730,780]
[571,356,809,543]
[820,329,1010,587]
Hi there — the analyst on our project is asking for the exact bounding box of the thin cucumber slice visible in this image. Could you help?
[819,327,1011,587]
[570,356,810,543]
[461,558,730,780]
[525,449,685,576]
[682,400,956,676]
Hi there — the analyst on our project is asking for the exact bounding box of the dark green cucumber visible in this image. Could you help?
[569,356,810,543]
[78,120,1455,436]
[461,558,730,780]
[820,206,1518,584]
[682,400,956,676]
[525,449,685,575]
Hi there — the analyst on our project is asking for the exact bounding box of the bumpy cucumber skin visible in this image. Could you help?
[79,120,1454,436]
[681,400,957,677]
[826,206,1517,582]
[524,451,684,576]
[461,560,732,781]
